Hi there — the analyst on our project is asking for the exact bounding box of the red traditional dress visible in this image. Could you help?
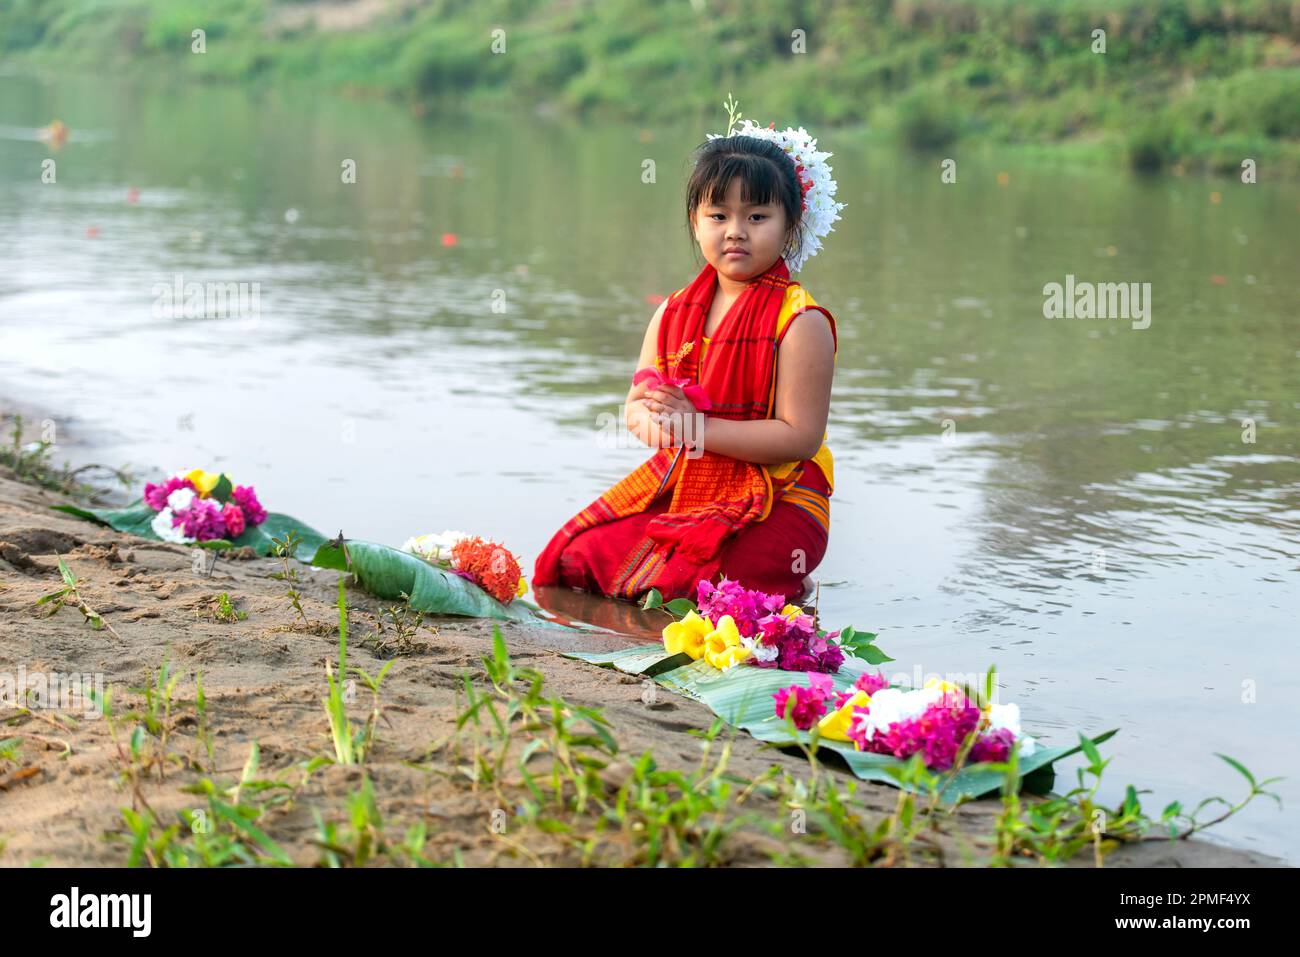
[532,257,836,604]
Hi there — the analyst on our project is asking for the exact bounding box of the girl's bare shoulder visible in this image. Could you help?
[778,284,836,352]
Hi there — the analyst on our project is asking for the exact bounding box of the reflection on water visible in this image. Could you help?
[1,72,1296,861]
[532,586,666,642]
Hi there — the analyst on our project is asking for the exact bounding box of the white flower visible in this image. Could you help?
[981,702,1034,756]
[850,684,954,742]
[850,687,903,741]
[740,635,779,663]
[150,507,191,544]
[166,487,196,511]
[984,702,1022,738]
[401,530,470,565]
[707,117,846,274]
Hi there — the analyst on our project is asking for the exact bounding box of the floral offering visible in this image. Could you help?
[660,576,866,674]
[401,529,527,604]
[142,468,266,545]
[772,672,1039,770]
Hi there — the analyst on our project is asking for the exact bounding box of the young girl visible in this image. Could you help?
[533,117,844,605]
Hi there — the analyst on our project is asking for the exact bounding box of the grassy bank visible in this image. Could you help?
[3,0,1300,175]
[0,410,1286,867]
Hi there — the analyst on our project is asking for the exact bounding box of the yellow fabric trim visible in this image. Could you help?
[767,285,835,492]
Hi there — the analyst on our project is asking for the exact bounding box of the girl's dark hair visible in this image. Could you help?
[685,135,805,267]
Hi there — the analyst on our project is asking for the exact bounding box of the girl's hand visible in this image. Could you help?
[643,385,705,450]
[643,384,698,418]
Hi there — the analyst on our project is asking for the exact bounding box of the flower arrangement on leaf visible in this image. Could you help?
[401,530,527,604]
[143,468,267,544]
[650,576,889,674]
[773,672,1039,770]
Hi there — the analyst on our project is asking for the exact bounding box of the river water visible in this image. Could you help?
[1,71,1296,861]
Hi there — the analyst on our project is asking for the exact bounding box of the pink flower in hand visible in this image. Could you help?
[633,368,712,411]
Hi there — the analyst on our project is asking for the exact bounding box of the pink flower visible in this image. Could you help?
[773,674,834,730]
[695,576,844,674]
[778,645,820,672]
[855,670,891,696]
[847,698,983,771]
[178,498,228,542]
[757,614,788,644]
[143,476,196,511]
[633,367,712,411]
[817,642,845,674]
[221,502,246,539]
[232,485,266,526]
[970,728,1018,764]
[697,577,786,640]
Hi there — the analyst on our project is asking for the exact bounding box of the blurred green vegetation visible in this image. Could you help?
[4,0,1300,174]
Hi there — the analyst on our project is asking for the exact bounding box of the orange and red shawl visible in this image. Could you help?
[533,257,832,601]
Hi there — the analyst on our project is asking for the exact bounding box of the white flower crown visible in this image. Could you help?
[704,95,845,274]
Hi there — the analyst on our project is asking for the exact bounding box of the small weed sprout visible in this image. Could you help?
[269,531,311,627]
[323,577,394,765]
[202,592,247,622]
[360,600,430,657]
[36,557,124,642]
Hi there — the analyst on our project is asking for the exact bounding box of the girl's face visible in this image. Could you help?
[691,177,789,285]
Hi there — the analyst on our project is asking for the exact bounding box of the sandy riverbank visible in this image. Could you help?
[0,408,1283,866]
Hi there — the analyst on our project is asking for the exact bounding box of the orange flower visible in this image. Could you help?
[450,535,523,605]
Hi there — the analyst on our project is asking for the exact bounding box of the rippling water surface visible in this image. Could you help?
[2,72,1296,860]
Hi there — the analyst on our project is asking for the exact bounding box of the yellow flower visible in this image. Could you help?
[663,610,713,660]
[923,677,965,705]
[817,690,871,742]
[780,603,803,620]
[923,677,961,692]
[708,644,751,671]
[185,468,222,498]
[703,615,750,670]
[516,576,528,599]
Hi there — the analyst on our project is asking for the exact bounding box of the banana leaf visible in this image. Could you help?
[562,645,1117,799]
[566,643,885,683]
[309,538,543,624]
[55,498,573,627]
[51,500,326,562]
[566,645,695,678]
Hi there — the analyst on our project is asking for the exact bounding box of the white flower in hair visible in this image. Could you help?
[705,94,846,274]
